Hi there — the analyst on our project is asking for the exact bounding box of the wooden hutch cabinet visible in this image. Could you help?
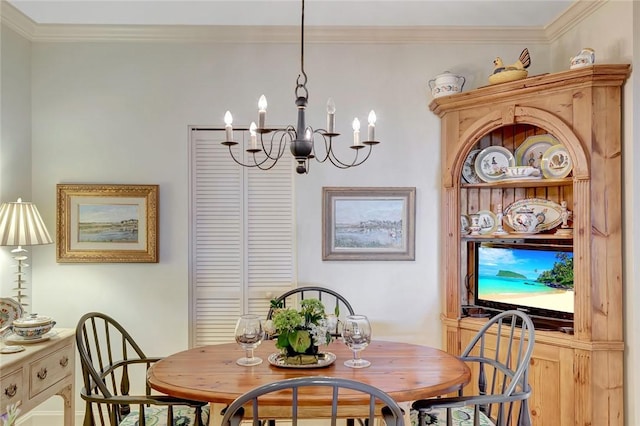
[431,65,630,426]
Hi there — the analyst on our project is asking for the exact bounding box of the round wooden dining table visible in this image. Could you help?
[148,339,470,425]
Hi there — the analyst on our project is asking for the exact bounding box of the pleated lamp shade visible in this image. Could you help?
[0,198,53,247]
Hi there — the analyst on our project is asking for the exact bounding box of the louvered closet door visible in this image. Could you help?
[189,128,295,347]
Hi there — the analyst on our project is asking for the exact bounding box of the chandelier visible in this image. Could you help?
[221,0,379,174]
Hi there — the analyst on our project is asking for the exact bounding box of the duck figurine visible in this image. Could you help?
[489,48,531,84]
[493,48,531,74]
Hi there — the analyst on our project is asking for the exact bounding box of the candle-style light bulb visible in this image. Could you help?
[326,98,336,133]
[305,128,312,141]
[367,110,376,141]
[249,121,257,149]
[224,111,233,141]
[352,118,361,146]
[258,95,268,129]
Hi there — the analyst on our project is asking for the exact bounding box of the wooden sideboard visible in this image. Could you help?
[0,328,75,425]
[431,65,630,425]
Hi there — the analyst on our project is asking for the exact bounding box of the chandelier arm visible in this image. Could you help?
[305,130,374,168]
[251,153,282,171]
[279,130,296,159]
[307,131,332,163]
[325,145,374,169]
[258,131,289,161]
[225,146,276,169]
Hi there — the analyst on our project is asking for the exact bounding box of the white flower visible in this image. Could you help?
[308,319,331,346]
[325,314,338,330]
[1,401,21,426]
[263,319,276,335]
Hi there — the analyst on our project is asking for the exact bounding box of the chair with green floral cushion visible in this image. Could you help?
[76,312,209,426]
[411,310,535,426]
[266,286,355,337]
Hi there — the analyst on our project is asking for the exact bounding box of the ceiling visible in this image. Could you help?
[6,0,575,28]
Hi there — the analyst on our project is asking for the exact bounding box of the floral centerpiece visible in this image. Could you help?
[264,298,338,365]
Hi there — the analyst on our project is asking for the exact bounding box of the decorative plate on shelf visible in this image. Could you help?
[514,134,560,168]
[476,210,498,235]
[268,352,336,369]
[0,297,23,328]
[474,146,515,182]
[541,145,573,179]
[503,198,563,232]
[461,149,482,183]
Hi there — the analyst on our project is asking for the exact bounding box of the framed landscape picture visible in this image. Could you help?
[56,184,159,263]
[322,187,416,261]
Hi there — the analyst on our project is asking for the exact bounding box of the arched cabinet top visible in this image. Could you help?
[447,106,589,188]
[432,64,630,189]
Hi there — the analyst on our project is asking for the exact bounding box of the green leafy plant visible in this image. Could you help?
[265,299,336,360]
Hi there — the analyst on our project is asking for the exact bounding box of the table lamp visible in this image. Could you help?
[0,198,53,314]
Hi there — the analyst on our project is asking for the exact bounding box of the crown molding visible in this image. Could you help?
[22,25,548,44]
[544,0,608,42]
[0,0,603,45]
[0,0,36,40]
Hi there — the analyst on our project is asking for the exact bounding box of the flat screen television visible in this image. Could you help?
[473,241,574,322]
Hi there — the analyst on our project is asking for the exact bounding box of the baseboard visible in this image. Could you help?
[15,410,84,426]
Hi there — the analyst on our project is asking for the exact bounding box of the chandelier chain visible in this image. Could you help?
[295,0,308,100]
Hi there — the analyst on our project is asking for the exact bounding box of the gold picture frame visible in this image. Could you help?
[56,184,159,263]
[322,187,416,261]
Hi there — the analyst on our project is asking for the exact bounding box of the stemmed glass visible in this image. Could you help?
[234,314,264,366]
[341,314,372,368]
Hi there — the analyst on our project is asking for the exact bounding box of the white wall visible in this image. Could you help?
[0,24,33,299]
[26,39,549,351]
[0,2,636,425]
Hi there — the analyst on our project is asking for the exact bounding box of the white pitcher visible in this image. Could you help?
[570,48,595,69]
[428,71,466,98]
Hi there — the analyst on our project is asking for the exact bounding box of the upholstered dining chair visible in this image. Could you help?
[221,376,405,426]
[76,312,208,426]
[266,286,355,337]
[411,310,535,426]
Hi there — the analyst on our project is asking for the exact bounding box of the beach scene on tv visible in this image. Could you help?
[477,245,574,314]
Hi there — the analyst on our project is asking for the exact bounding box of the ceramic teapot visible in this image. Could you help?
[504,205,538,234]
[428,71,465,98]
[570,48,595,69]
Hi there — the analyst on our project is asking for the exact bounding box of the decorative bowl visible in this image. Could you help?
[504,166,540,178]
[12,313,55,339]
[488,69,528,85]
[429,71,466,98]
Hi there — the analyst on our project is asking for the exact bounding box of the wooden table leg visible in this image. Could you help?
[56,384,74,426]
[210,402,225,426]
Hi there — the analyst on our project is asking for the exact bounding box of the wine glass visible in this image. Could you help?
[341,314,372,368]
[234,314,264,366]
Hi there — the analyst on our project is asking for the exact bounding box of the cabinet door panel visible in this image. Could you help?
[460,326,575,426]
